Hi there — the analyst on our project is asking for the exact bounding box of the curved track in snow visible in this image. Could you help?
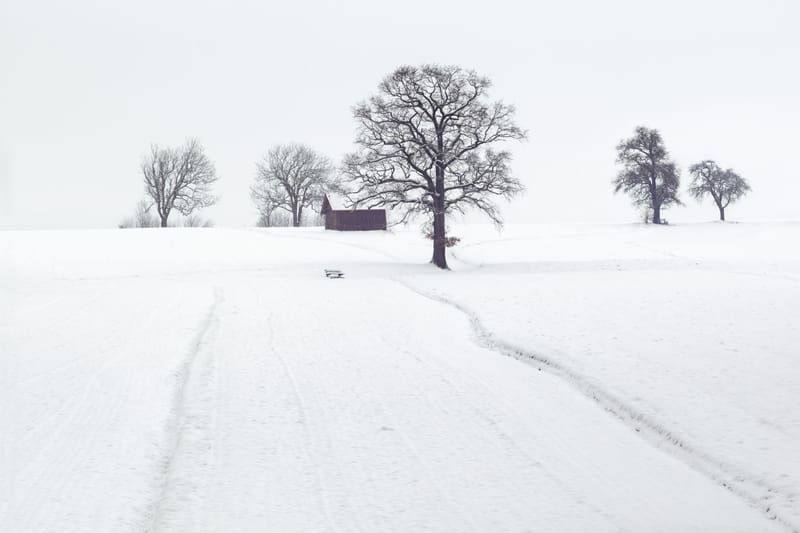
[397,280,796,532]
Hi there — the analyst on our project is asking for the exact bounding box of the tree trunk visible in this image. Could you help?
[652,204,662,225]
[718,205,726,221]
[432,145,448,269]
[431,210,447,269]
[160,215,168,228]
[292,209,300,227]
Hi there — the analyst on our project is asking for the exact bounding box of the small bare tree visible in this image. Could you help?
[613,126,681,224]
[688,160,750,221]
[255,209,294,228]
[342,64,526,269]
[251,145,334,227]
[251,178,282,227]
[119,199,158,228]
[142,138,218,227]
[134,199,157,228]
[183,213,215,227]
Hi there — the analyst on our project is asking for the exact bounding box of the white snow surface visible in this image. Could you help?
[2,223,798,532]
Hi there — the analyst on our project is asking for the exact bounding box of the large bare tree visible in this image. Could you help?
[613,126,681,224]
[688,160,750,221]
[251,144,334,227]
[341,64,526,269]
[141,138,218,227]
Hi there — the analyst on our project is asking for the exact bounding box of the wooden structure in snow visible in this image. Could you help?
[320,195,386,231]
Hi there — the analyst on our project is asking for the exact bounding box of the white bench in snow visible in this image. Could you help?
[325,269,344,279]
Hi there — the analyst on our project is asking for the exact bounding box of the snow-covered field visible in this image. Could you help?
[2,222,798,532]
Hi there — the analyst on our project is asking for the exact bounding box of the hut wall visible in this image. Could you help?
[325,210,387,231]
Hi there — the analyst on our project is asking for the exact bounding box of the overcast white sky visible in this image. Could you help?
[1,0,798,229]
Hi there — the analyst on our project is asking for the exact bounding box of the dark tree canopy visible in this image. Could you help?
[141,138,218,227]
[342,64,526,268]
[688,160,750,221]
[251,144,334,227]
[613,126,681,224]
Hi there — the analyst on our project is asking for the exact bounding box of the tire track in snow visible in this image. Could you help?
[393,338,624,530]
[267,310,341,533]
[396,279,797,533]
[145,287,222,533]
[340,349,484,533]
[2,347,137,531]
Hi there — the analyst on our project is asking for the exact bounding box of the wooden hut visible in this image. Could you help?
[320,195,387,231]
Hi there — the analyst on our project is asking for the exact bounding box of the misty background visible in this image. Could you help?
[1,0,798,230]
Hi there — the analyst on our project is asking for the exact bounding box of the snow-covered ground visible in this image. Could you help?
[2,223,798,532]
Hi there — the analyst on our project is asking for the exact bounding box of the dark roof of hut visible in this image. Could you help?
[320,195,333,215]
